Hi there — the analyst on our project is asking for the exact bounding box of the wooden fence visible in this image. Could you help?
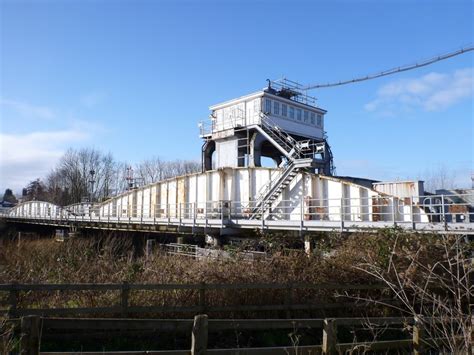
[8,314,431,355]
[0,282,389,317]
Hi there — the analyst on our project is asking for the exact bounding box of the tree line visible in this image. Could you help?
[22,148,201,206]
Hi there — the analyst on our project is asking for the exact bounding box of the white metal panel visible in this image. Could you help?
[216,139,238,168]
[267,116,323,140]
[373,181,424,200]
[88,167,433,226]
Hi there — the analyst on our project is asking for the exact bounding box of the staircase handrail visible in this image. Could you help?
[252,162,292,207]
[259,113,302,158]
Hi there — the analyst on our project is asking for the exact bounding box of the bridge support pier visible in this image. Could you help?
[145,239,155,259]
[304,235,313,255]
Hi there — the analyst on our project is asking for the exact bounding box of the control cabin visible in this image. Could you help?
[200,81,333,174]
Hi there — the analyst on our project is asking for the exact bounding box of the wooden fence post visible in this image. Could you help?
[20,315,40,355]
[322,318,337,354]
[413,316,425,355]
[8,281,19,318]
[191,314,208,355]
[121,281,129,317]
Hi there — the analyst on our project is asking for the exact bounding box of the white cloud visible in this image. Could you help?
[0,98,55,120]
[0,95,107,192]
[365,68,473,114]
[0,130,90,191]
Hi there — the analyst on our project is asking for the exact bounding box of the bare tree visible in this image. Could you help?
[421,164,457,193]
[134,158,200,184]
[33,149,200,205]
[135,156,165,184]
[349,233,472,353]
[45,148,118,205]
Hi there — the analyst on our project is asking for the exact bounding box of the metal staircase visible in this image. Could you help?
[249,158,315,219]
[255,114,302,161]
[249,113,318,220]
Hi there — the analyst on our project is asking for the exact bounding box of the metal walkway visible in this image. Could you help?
[4,193,474,235]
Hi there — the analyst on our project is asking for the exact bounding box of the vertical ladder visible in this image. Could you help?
[236,128,250,167]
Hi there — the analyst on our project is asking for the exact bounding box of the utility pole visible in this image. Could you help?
[89,169,96,203]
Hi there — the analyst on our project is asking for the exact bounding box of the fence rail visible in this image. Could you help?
[9,314,436,355]
[0,282,388,318]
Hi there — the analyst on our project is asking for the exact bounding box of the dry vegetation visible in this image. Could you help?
[0,231,381,320]
[0,228,472,352]
[0,231,387,285]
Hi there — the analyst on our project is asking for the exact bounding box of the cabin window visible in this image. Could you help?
[310,112,316,125]
[289,106,295,119]
[282,104,287,117]
[253,99,260,112]
[265,99,272,113]
[317,114,322,126]
[304,110,309,123]
[273,101,280,115]
[296,108,302,121]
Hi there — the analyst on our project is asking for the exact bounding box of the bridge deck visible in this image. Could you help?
[4,215,473,235]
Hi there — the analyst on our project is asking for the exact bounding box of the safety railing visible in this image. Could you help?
[4,194,473,231]
[198,120,213,136]
[97,194,473,225]
[160,243,268,260]
[259,113,298,156]
[251,162,295,208]
[199,108,248,137]
[270,77,318,106]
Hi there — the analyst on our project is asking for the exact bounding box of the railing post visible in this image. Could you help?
[340,197,344,231]
[322,318,337,354]
[8,281,19,318]
[120,281,129,318]
[410,196,415,229]
[413,316,425,355]
[300,195,304,234]
[191,314,208,355]
[441,194,447,230]
[391,196,396,225]
[198,282,206,313]
[220,201,224,229]
[167,203,171,225]
[20,315,40,355]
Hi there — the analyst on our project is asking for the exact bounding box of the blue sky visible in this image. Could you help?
[1,0,473,192]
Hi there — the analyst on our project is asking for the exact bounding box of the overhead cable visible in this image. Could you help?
[303,45,474,90]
